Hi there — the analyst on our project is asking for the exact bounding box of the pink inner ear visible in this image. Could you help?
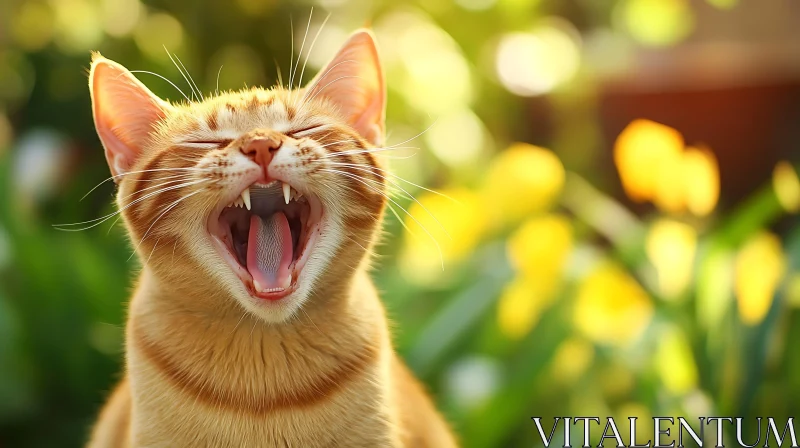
[306,30,386,145]
[90,56,169,177]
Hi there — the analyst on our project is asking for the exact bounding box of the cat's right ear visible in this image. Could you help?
[89,53,172,178]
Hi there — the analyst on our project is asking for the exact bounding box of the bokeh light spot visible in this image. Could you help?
[496,22,580,96]
[400,188,486,285]
[773,161,800,213]
[507,214,572,280]
[549,337,594,384]
[456,0,497,11]
[682,146,720,216]
[645,219,697,298]
[615,119,684,204]
[497,275,557,339]
[50,0,103,53]
[11,2,55,51]
[134,12,185,61]
[573,262,653,346]
[618,0,694,47]
[735,232,786,326]
[102,0,142,38]
[482,143,565,226]
[654,327,698,394]
[444,356,501,409]
[424,109,486,168]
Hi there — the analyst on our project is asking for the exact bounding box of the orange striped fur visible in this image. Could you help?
[86,30,457,447]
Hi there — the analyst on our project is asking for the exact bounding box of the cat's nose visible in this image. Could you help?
[238,129,283,170]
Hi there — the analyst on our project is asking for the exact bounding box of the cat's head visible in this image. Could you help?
[89,30,388,322]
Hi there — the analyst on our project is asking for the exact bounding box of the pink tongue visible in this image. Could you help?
[246,212,294,292]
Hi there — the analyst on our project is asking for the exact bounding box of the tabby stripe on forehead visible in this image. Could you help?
[206,110,218,130]
[131,323,380,415]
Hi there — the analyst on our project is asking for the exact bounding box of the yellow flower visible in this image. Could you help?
[497,276,557,339]
[773,161,800,213]
[507,214,572,280]
[399,188,486,285]
[573,263,653,345]
[549,337,594,384]
[614,119,684,204]
[735,232,786,325]
[654,327,698,394]
[482,143,564,226]
[614,120,720,216]
[645,219,697,298]
[497,214,572,339]
[681,146,719,216]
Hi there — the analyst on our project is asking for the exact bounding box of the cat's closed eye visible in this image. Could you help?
[181,139,233,148]
[287,125,325,138]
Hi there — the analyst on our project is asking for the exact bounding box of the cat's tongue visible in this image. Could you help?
[246,212,293,294]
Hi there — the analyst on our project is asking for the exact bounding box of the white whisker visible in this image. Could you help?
[321,168,444,269]
[129,70,190,102]
[79,167,210,201]
[164,46,198,102]
[215,65,223,96]
[295,11,331,110]
[290,8,314,104]
[135,189,204,262]
[55,179,208,231]
[327,163,451,240]
[174,53,204,101]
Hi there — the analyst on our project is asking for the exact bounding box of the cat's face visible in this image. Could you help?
[89,31,388,322]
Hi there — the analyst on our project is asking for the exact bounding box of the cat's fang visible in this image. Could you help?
[282,182,291,205]
[241,188,251,210]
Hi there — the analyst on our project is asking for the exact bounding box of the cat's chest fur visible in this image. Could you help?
[124,270,401,448]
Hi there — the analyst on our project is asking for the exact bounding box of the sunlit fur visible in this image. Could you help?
[86,32,458,447]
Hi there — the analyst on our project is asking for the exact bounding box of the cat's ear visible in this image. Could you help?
[306,29,386,145]
[89,52,172,178]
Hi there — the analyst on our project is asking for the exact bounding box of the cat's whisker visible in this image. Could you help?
[117,175,200,202]
[321,145,419,159]
[164,47,199,102]
[129,70,190,102]
[294,10,331,111]
[326,161,459,204]
[174,54,204,101]
[288,16,296,99]
[135,188,205,263]
[274,58,285,91]
[103,179,209,233]
[79,167,210,201]
[290,8,314,106]
[215,65,223,96]
[324,163,452,240]
[320,168,444,269]
[55,179,208,231]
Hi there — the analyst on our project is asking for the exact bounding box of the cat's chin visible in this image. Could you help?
[206,181,323,305]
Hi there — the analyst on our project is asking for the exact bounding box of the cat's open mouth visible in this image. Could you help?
[208,181,322,301]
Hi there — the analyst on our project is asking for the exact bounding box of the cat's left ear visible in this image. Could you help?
[89,52,172,178]
[305,29,386,146]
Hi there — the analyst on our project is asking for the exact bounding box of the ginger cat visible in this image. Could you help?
[86,30,458,447]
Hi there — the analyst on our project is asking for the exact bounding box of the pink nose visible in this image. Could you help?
[237,129,283,181]
[238,129,283,178]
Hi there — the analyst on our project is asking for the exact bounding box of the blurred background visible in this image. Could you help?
[2,0,800,446]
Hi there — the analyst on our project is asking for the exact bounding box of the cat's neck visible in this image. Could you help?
[127,266,388,410]
[130,265,382,344]
[124,268,398,446]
